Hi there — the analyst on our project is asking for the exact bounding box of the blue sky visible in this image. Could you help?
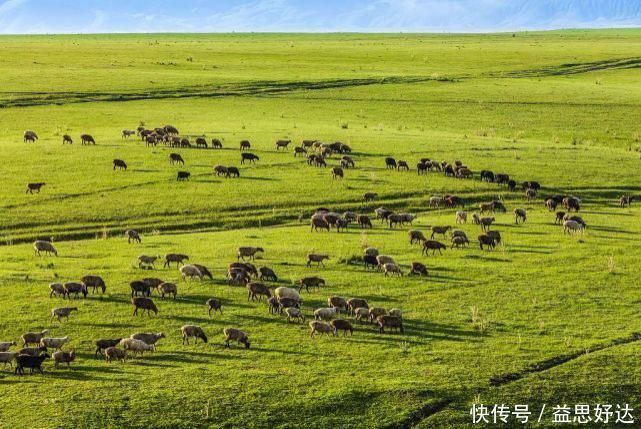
[0,0,640,33]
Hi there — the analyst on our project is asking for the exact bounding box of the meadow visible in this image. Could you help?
[1,31,641,428]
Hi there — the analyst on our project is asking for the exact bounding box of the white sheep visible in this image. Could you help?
[180,264,203,281]
[119,338,155,356]
[455,211,467,224]
[375,255,395,269]
[314,307,338,321]
[274,287,301,303]
[354,307,370,323]
[33,240,57,256]
[41,336,70,350]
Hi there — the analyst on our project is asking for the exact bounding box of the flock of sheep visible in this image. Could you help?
[13,126,635,376]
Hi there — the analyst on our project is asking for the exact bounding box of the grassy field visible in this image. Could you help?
[1,31,641,428]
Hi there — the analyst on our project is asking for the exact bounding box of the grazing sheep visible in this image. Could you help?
[241,153,259,164]
[258,266,277,282]
[180,264,204,281]
[429,196,444,208]
[314,307,338,321]
[408,230,427,244]
[195,137,208,148]
[363,254,378,270]
[41,336,70,351]
[130,280,151,297]
[51,307,77,322]
[563,214,586,228]
[385,157,397,169]
[341,156,355,169]
[285,307,305,323]
[354,307,370,323]
[223,328,251,348]
[275,287,302,303]
[214,165,229,176]
[363,192,378,202]
[15,353,49,375]
[95,339,122,357]
[237,246,264,261]
[347,298,368,315]
[525,188,537,201]
[299,276,325,293]
[409,262,428,276]
[211,138,223,149]
[375,255,396,269]
[487,230,502,245]
[240,140,251,151]
[267,296,281,314]
[563,196,581,212]
[33,240,57,256]
[377,315,404,334]
[0,341,16,352]
[294,146,307,157]
[451,229,467,239]
[369,307,387,323]
[331,319,353,336]
[620,195,634,207]
[247,282,271,301]
[157,282,177,299]
[24,130,39,142]
[310,213,330,232]
[357,214,372,229]
[563,220,584,234]
[422,240,446,256]
[64,282,88,299]
[274,139,291,150]
[387,214,403,228]
[555,211,566,225]
[81,275,106,294]
[206,298,223,316]
[105,347,127,363]
[169,153,185,165]
[226,166,240,178]
[63,134,73,144]
[181,325,208,345]
[177,171,191,181]
[327,296,348,313]
[21,329,49,347]
[331,167,344,179]
[545,198,558,211]
[49,282,66,298]
[129,333,166,348]
[131,297,158,316]
[53,350,76,369]
[278,297,301,312]
[307,253,329,267]
[126,229,142,244]
[0,352,17,369]
[375,207,393,222]
[451,235,469,249]
[309,321,334,337]
[81,134,96,145]
[26,182,46,194]
[479,217,495,231]
[137,255,157,269]
[455,211,467,224]
[430,225,451,239]
[164,253,189,268]
[383,263,403,277]
[119,338,154,356]
[397,160,410,171]
[389,308,403,319]
[478,234,496,250]
[190,264,213,280]
[113,159,127,171]
[514,208,527,224]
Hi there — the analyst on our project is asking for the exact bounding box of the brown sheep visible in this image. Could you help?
[24,130,39,142]
[169,153,185,165]
[80,134,96,145]
[330,319,354,336]
[369,307,386,323]
[514,208,527,224]
[347,298,368,315]
[307,254,329,267]
[328,296,348,313]
[422,240,446,256]
[157,282,177,299]
[164,253,189,268]
[377,315,404,334]
[223,328,251,348]
[620,195,634,207]
[479,217,495,231]
[105,347,127,363]
[62,135,73,144]
[237,246,264,261]
[206,298,223,316]
[26,183,46,194]
[525,188,537,201]
[383,263,403,277]
[409,262,428,276]
[309,321,334,337]
[240,140,251,151]
[131,297,158,316]
[276,139,290,150]
[478,234,496,250]
[214,165,229,176]
[195,137,208,148]
[555,211,566,224]
[430,225,451,239]
[81,275,106,294]
[451,235,469,249]
[357,214,372,229]
[397,160,409,171]
[125,229,141,244]
[294,146,307,157]
[212,138,223,149]
[299,276,326,292]
[363,192,378,202]
[331,167,344,179]
[408,230,427,244]
[113,159,127,171]
[247,282,271,301]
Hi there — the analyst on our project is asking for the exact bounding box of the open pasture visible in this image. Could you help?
[1,31,641,428]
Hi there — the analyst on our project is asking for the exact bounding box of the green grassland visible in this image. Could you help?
[1,31,641,428]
